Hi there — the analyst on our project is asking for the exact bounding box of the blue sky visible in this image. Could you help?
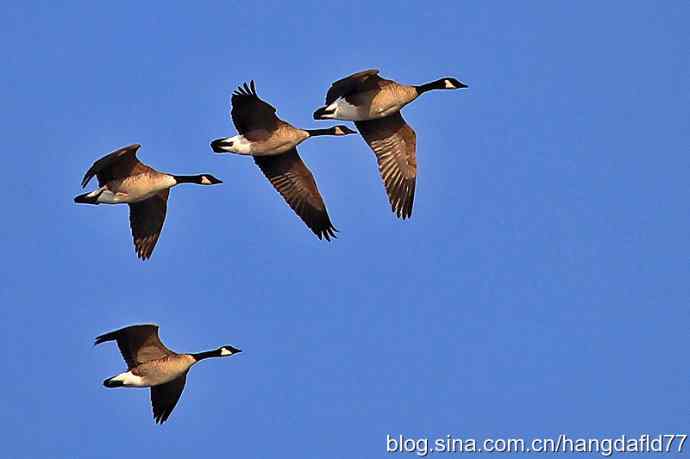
[1,1,688,457]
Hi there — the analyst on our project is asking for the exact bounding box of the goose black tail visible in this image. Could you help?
[313,106,334,120]
[74,192,99,204]
[103,377,124,388]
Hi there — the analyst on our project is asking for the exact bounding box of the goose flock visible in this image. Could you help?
[80,69,466,423]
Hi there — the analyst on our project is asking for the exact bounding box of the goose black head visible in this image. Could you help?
[332,125,357,135]
[173,174,223,185]
[440,77,467,89]
[219,345,242,356]
[198,174,223,185]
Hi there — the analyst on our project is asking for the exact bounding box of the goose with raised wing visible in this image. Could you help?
[74,144,222,260]
[313,69,467,219]
[211,81,355,241]
[95,324,241,424]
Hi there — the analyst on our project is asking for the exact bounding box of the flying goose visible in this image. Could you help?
[313,69,467,219]
[210,81,355,241]
[95,324,241,424]
[74,144,222,260]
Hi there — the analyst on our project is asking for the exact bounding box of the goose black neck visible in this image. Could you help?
[173,175,203,184]
[191,349,221,361]
[415,79,446,95]
[305,128,337,137]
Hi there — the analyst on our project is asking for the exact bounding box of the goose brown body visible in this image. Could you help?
[129,354,197,386]
[324,69,420,120]
[237,121,311,156]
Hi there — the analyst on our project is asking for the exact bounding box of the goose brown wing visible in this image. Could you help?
[80,144,148,188]
[355,112,417,219]
[128,190,169,260]
[151,374,187,424]
[254,149,336,241]
[231,80,279,134]
[94,324,173,369]
[325,69,382,105]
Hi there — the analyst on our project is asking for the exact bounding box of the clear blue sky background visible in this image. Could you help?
[0,1,687,457]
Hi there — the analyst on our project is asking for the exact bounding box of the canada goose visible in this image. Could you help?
[74,144,222,260]
[313,69,467,219]
[95,324,241,424]
[210,81,355,241]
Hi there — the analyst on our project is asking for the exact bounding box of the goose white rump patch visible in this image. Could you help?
[94,188,127,204]
[111,371,148,387]
[330,98,370,121]
[213,135,254,155]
